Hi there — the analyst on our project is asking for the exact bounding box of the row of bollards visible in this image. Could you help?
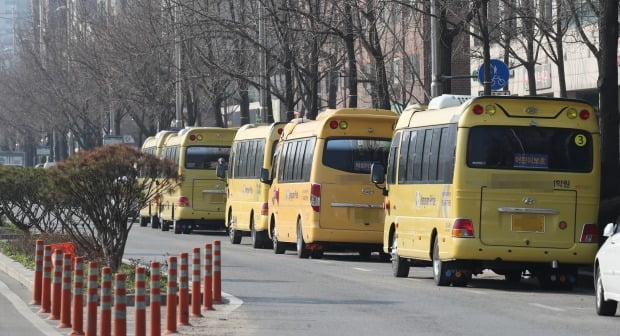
[29,240,224,336]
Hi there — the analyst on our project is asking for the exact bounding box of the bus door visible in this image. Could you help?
[319,137,390,232]
[185,146,230,211]
[466,125,593,249]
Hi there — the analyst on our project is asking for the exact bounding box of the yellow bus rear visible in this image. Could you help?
[224,122,286,248]
[264,108,397,259]
[158,127,236,234]
[372,95,600,288]
[138,130,177,228]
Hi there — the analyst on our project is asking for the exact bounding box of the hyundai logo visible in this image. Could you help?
[522,197,535,206]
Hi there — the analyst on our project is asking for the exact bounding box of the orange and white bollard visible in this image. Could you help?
[178,252,189,326]
[100,267,113,336]
[113,273,127,336]
[213,241,222,303]
[202,243,213,311]
[191,247,202,317]
[68,257,85,336]
[38,245,52,314]
[149,262,161,336]
[48,248,63,320]
[164,256,178,335]
[85,262,99,336]
[31,240,44,305]
[58,253,73,328]
[134,266,147,336]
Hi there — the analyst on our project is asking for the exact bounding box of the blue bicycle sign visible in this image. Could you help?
[478,59,509,91]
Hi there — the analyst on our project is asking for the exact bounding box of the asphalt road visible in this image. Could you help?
[125,225,619,336]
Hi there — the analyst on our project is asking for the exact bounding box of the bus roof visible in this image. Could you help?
[281,108,398,140]
[164,127,238,146]
[233,122,286,142]
[396,95,598,132]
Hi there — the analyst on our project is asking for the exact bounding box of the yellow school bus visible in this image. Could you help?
[262,108,397,259]
[221,122,286,248]
[370,95,600,288]
[158,127,236,234]
[138,130,177,228]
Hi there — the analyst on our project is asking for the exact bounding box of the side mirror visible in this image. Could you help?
[370,163,386,185]
[602,222,616,237]
[260,168,272,184]
[216,158,227,179]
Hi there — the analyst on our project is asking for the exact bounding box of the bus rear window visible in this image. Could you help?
[185,146,231,170]
[466,126,592,172]
[323,138,391,174]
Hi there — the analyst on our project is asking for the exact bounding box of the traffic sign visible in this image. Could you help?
[478,59,509,91]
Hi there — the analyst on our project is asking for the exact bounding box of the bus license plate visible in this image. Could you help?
[511,214,545,233]
[355,208,380,222]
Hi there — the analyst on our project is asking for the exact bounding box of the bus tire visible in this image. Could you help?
[139,216,148,227]
[432,236,450,286]
[505,270,522,284]
[311,249,324,259]
[161,220,170,232]
[391,238,409,278]
[173,220,182,234]
[596,267,618,316]
[272,225,285,254]
[296,220,310,259]
[250,217,262,249]
[228,212,241,244]
[151,216,160,229]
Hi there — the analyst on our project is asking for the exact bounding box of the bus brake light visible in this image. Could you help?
[329,120,339,129]
[472,104,484,115]
[580,223,598,243]
[178,196,190,207]
[452,218,474,237]
[310,183,321,212]
[579,109,590,120]
[261,202,269,216]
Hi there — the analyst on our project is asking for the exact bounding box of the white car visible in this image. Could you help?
[595,222,620,316]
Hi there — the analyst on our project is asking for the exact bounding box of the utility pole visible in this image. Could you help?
[258,0,266,123]
[174,3,183,129]
[430,0,442,98]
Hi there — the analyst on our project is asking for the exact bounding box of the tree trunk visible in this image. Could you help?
[238,80,250,126]
[344,3,358,108]
[598,0,620,198]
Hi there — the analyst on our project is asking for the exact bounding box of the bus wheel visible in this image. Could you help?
[432,236,450,286]
[311,249,324,259]
[228,212,241,244]
[296,220,310,259]
[173,220,182,234]
[250,217,263,249]
[596,267,618,316]
[272,225,285,254]
[391,238,410,278]
[182,223,191,234]
[150,216,160,229]
[139,216,148,227]
[161,220,170,232]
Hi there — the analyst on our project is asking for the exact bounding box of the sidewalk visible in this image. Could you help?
[0,250,242,336]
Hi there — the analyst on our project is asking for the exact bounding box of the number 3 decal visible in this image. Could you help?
[574,134,587,147]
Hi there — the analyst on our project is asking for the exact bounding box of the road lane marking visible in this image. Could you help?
[465,289,488,295]
[0,278,61,335]
[353,267,372,272]
[529,303,565,312]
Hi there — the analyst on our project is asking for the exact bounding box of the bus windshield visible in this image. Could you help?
[467,126,592,172]
[323,138,391,174]
[185,146,231,170]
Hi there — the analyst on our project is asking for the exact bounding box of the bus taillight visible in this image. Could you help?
[261,202,269,216]
[310,183,321,212]
[580,223,598,243]
[579,109,590,120]
[452,218,474,238]
[472,104,484,115]
[178,196,190,207]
